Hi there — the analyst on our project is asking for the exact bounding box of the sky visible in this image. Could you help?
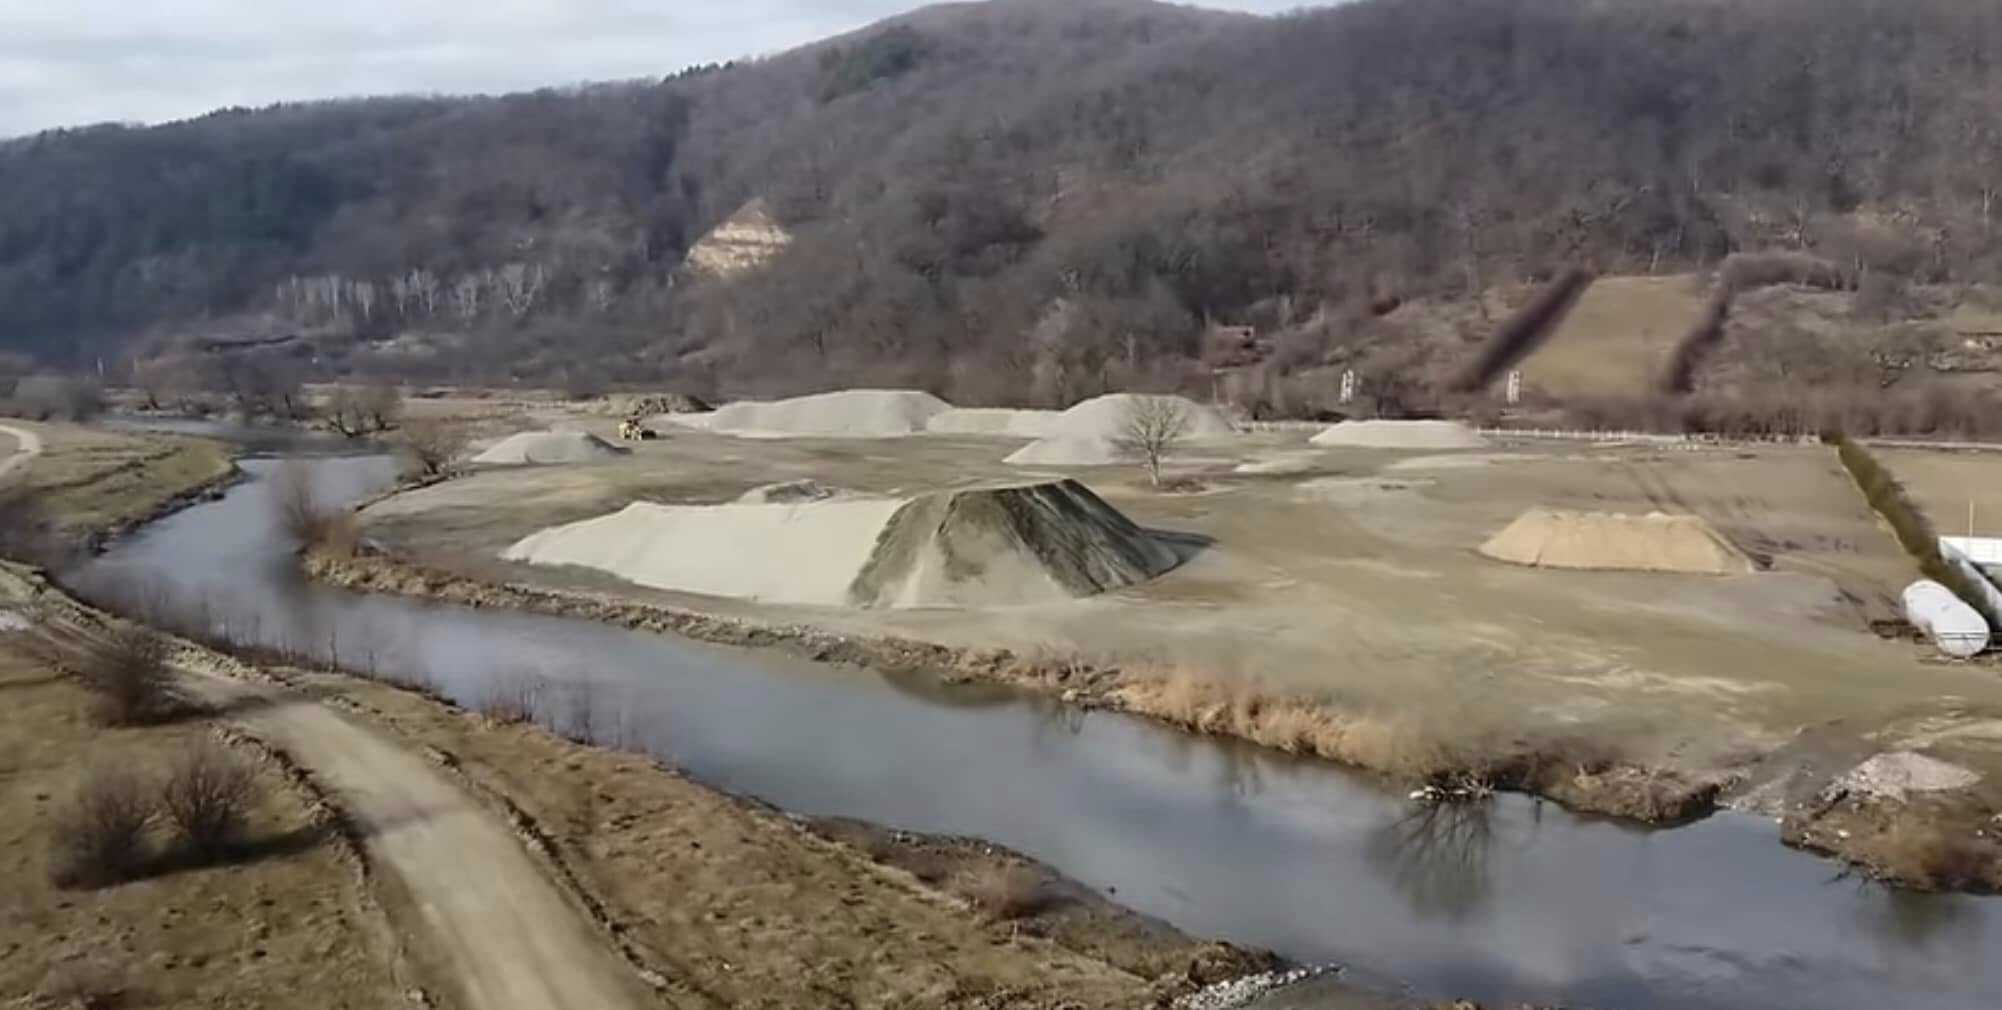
[0,1,1307,138]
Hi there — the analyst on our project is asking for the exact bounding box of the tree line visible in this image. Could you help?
[1,0,1998,412]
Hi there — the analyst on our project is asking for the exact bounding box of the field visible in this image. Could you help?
[343,400,2002,883]
[0,421,235,540]
[1517,274,1713,398]
[0,639,402,1009]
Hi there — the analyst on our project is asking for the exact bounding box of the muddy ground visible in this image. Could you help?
[341,404,2002,887]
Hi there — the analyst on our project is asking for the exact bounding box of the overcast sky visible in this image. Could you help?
[0,1,1308,138]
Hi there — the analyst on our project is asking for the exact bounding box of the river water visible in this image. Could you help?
[69,448,2002,1010]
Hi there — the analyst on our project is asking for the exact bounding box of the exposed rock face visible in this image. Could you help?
[684,199,792,277]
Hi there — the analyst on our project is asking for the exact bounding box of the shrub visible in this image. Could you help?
[161,741,260,858]
[398,420,469,479]
[957,862,1048,920]
[271,461,360,557]
[33,954,125,1009]
[76,627,179,726]
[50,766,154,888]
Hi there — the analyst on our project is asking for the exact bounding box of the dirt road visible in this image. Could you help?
[0,423,43,482]
[181,671,655,1010]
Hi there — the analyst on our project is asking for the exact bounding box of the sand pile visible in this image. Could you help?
[473,430,630,466]
[624,393,711,417]
[1311,420,1489,450]
[502,480,1177,609]
[925,408,1062,438]
[736,480,847,504]
[1005,394,1235,467]
[707,389,951,438]
[1478,509,1756,575]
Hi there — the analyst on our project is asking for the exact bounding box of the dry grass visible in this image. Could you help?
[10,424,233,540]
[32,953,125,1010]
[1864,817,2000,892]
[1122,666,1519,791]
[955,862,1049,921]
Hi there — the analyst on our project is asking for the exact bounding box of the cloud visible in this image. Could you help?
[0,0,1307,138]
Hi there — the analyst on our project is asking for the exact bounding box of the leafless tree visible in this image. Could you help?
[322,386,369,438]
[398,420,470,479]
[358,379,403,432]
[1114,395,1191,488]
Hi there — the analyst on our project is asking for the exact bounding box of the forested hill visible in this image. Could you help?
[4,0,2000,405]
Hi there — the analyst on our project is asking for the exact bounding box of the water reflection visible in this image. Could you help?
[1367,800,1497,921]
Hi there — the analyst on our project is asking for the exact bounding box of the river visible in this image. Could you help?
[68,446,2002,1010]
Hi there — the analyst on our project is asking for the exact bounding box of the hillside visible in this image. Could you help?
[4,0,2001,420]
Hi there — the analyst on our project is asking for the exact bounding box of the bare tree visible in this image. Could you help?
[1114,395,1191,488]
[357,378,403,433]
[398,420,470,479]
[322,386,369,438]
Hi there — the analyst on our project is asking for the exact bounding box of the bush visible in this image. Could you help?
[161,741,259,858]
[957,862,1048,920]
[77,627,179,726]
[272,461,360,556]
[397,420,469,479]
[5,374,103,422]
[50,766,154,888]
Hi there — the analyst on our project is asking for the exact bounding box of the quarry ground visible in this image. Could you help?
[346,405,2002,887]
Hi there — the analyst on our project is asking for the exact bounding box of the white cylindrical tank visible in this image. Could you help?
[1904,579,1990,658]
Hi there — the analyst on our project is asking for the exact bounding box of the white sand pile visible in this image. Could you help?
[736,480,847,504]
[503,480,1178,609]
[1048,393,1236,441]
[1003,394,1235,466]
[1311,420,1490,450]
[1004,435,1125,467]
[925,408,1062,438]
[1479,509,1756,575]
[706,389,951,438]
[473,430,630,466]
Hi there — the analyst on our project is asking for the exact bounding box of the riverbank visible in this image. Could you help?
[302,549,1722,825]
[4,559,1303,1010]
[0,419,239,551]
